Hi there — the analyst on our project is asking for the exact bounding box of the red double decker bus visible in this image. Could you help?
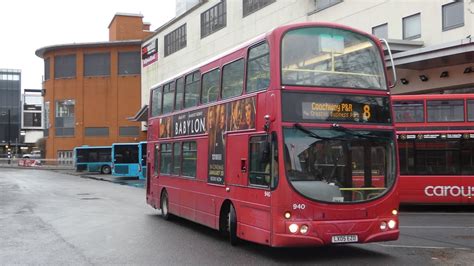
[146,22,399,247]
[393,94,474,205]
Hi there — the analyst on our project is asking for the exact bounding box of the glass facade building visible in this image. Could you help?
[0,69,21,154]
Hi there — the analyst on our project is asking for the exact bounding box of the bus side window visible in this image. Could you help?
[184,71,201,108]
[270,132,279,189]
[222,59,244,100]
[175,77,184,110]
[201,69,220,104]
[249,135,270,187]
[246,42,270,93]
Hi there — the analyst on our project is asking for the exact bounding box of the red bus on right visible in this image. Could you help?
[393,94,474,205]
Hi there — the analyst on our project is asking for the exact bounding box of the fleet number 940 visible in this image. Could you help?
[293,203,306,210]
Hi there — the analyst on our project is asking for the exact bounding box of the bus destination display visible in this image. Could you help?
[282,92,391,124]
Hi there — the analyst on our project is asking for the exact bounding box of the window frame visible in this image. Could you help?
[246,41,270,94]
[164,24,187,57]
[181,141,197,178]
[221,58,245,100]
[201,0,227,38]
[54,54,76,79]
[84,52,111,77]
[118,51,140,75]
[160,143,173,175]
[200,68,221,104]
[426,99,465,123]
[184,70,201,108]
[442,0,464,31]
[372,23,388,39]
[248,135,271,188]
[403,13,421,40]
[150,86,163,117]
[313,0,343,13]
[242,0,275,17]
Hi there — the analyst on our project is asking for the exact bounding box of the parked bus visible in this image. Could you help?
[74,146,112,174]
[393,94,474,205]
[146,22,399,247]
[112,142,147,179]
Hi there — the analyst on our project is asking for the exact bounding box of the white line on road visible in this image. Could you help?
[374,243,471,251]
[400,226,474,229]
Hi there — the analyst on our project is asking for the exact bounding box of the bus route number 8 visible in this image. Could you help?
[363,104,371,121]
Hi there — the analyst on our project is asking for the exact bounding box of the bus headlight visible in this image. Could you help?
[388,220,396,229]
[300,224,309,234]
[380,221,387,231]
[289,223,299,234]
[284,211,291,219]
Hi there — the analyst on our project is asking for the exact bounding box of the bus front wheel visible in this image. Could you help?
[101,165,111,175]
[160,190,171,220]
[227,204,238,245]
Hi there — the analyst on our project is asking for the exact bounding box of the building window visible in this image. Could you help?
[119,126,140,137]
[246,42,270,93]
[54,54,76,78]
[249,135,270,186]
[184,71,201,108]
[201,0,227,38]
[44,101,50,137]
[372,23,388,39]
[84,53,110,77]
[85,127,109,137]
[201,69,220,104]
[151,86,162,117]
[57,150,73,165]
[164,24,187,57]
[182,141,197,177]
[44,58,50,81]
[162,81,175,114]
[160,143,172,174]
[314,0,343,12]
[118,51,140,75]
[243,0,275,17]
[55,100,75,136]
[23,113,42,128]
[442,1,464,31]
[403,13,421,40]
[222,59,244,99]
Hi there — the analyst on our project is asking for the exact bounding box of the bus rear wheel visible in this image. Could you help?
[101,165,111,174]
[227,204,238,245]
[160,190,171,220]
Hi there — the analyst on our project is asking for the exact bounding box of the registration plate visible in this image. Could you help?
[331,235,358,243]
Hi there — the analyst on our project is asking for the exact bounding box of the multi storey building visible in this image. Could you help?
[21,89,44,154]
[139,0,473,121]
[36,13,151,161]
[0,69,21,156]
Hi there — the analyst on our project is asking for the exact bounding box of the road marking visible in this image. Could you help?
[400,226,474,229]
[374,243,471,251]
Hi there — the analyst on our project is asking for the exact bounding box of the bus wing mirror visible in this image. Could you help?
[380,38,397,89]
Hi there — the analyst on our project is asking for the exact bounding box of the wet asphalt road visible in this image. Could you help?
[0,168,473,265]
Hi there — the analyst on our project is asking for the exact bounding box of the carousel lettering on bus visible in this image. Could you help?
[424,186,474,197]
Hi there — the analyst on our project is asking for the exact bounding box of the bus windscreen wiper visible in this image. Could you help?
[330,123,391,140]
[294,123,343,140]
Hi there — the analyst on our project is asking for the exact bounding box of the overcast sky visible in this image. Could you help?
[0,0,176,91]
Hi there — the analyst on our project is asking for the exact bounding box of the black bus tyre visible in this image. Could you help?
[160,191,171,220]
[228,204,238,245]
[101,165,111,174]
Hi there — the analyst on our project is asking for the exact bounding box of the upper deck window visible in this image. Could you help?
[201,69,220,104]
[427,100,464,122]
[281,27,386,90]
[222,59,245,99]
[151,87,162,117]
[246,42,270,93]
[393,100,424,123]
[162,81,175,114]
[184,71,201,108]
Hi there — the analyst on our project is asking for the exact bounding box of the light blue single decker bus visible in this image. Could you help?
[74,146,112,174]
[112,142,147,179]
